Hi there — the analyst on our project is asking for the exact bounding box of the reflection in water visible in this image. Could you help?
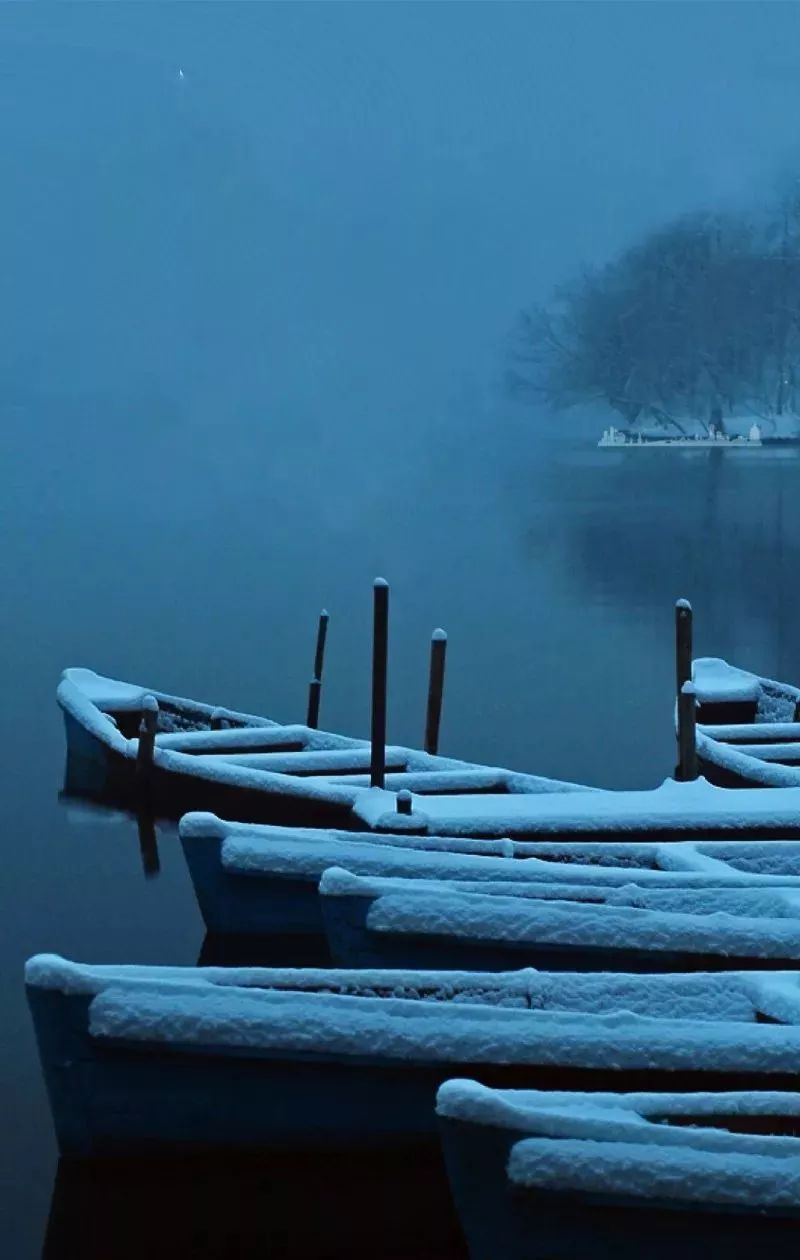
[136,811,160,879]
[541,445,800,683]
[59,780,162,880]
[198,931,331,969]
[18,435,800,1259]
[43,1150,467,1260]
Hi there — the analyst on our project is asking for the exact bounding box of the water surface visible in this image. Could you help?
[3,425,798,1257]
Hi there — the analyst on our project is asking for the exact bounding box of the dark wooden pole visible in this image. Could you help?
[370,578,389,789]
[306,609,329,729]
[424,628,447,755]
[396,789,412,816]
[675,598,693,698]
[677,680,699,781]
[136,695,158,781]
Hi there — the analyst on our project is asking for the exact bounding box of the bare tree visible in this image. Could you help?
[513,203,800,432]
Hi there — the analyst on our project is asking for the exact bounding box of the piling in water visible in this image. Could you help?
[306,679,322,730]
[370,579,389,789]
[675,599,693,698]
[306,610,330,729]
[677,680,698,782]
[424,628,447,755]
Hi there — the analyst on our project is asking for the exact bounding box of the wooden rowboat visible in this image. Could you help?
[59,667,586,825]
[438,1080,800,1260]
[179,812,800,940]
[321,867,800,972]
[26,954,800,1157]
[691,657,800,788]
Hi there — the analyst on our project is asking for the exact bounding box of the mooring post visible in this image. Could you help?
[370,578,389,789]
[675,598,693,698]
[306,609,330,729]
[396,789,412,816]
[677,680,698,782]
[136,695,159,780]
[424,628,447,755]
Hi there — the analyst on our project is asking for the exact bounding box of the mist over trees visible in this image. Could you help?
[514,187,800,433]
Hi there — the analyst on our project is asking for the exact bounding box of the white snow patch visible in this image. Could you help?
[363,885,800,960]
[84,980,800,1070]
[437,1079,800,1158]
[693,658,761,705]
[507,1136,800,1208]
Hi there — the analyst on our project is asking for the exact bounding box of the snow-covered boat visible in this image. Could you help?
[437,1080,800,1260]
[58,667,585,825]
[179,813,800,940]
[349,774,800,838]
[180,813,529,937]
[321,868,800,972]
[26,954,800,1157]
[691,657,800,788]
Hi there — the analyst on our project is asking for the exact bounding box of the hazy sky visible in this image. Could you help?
[3,2,800,437]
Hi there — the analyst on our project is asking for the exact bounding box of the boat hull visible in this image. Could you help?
[321,890,800,974]
[28,985,800,1158]
[181,830,326,936]
[439,1116,800,1260]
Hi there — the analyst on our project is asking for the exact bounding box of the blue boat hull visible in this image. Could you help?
[439,1116,800,1260]
[28,986,800,1158]
[321,892,800,974]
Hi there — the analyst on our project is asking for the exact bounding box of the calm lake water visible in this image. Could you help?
[3,419,800,1257]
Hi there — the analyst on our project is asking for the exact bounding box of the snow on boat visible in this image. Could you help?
[320,868,800,972]
[26,954,800,1157]
[180,812,526,937]
[437,1080,800,1260]
[350,774,800,838]
[58,667,586,825]
[179,814,800,940]
[691,657,800,788]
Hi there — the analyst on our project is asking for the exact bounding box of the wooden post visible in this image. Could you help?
[424,628,447,755]
[306,609,329,729]
[675,598,693,698]
[370,578,389,789]
[136,695,158,780]
[677,681,698,781]
[396,789,412,816]
[306,679,322,729]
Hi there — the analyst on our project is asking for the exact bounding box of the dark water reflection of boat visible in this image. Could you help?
[198,929,332,968]
[43,1150,467,1259]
